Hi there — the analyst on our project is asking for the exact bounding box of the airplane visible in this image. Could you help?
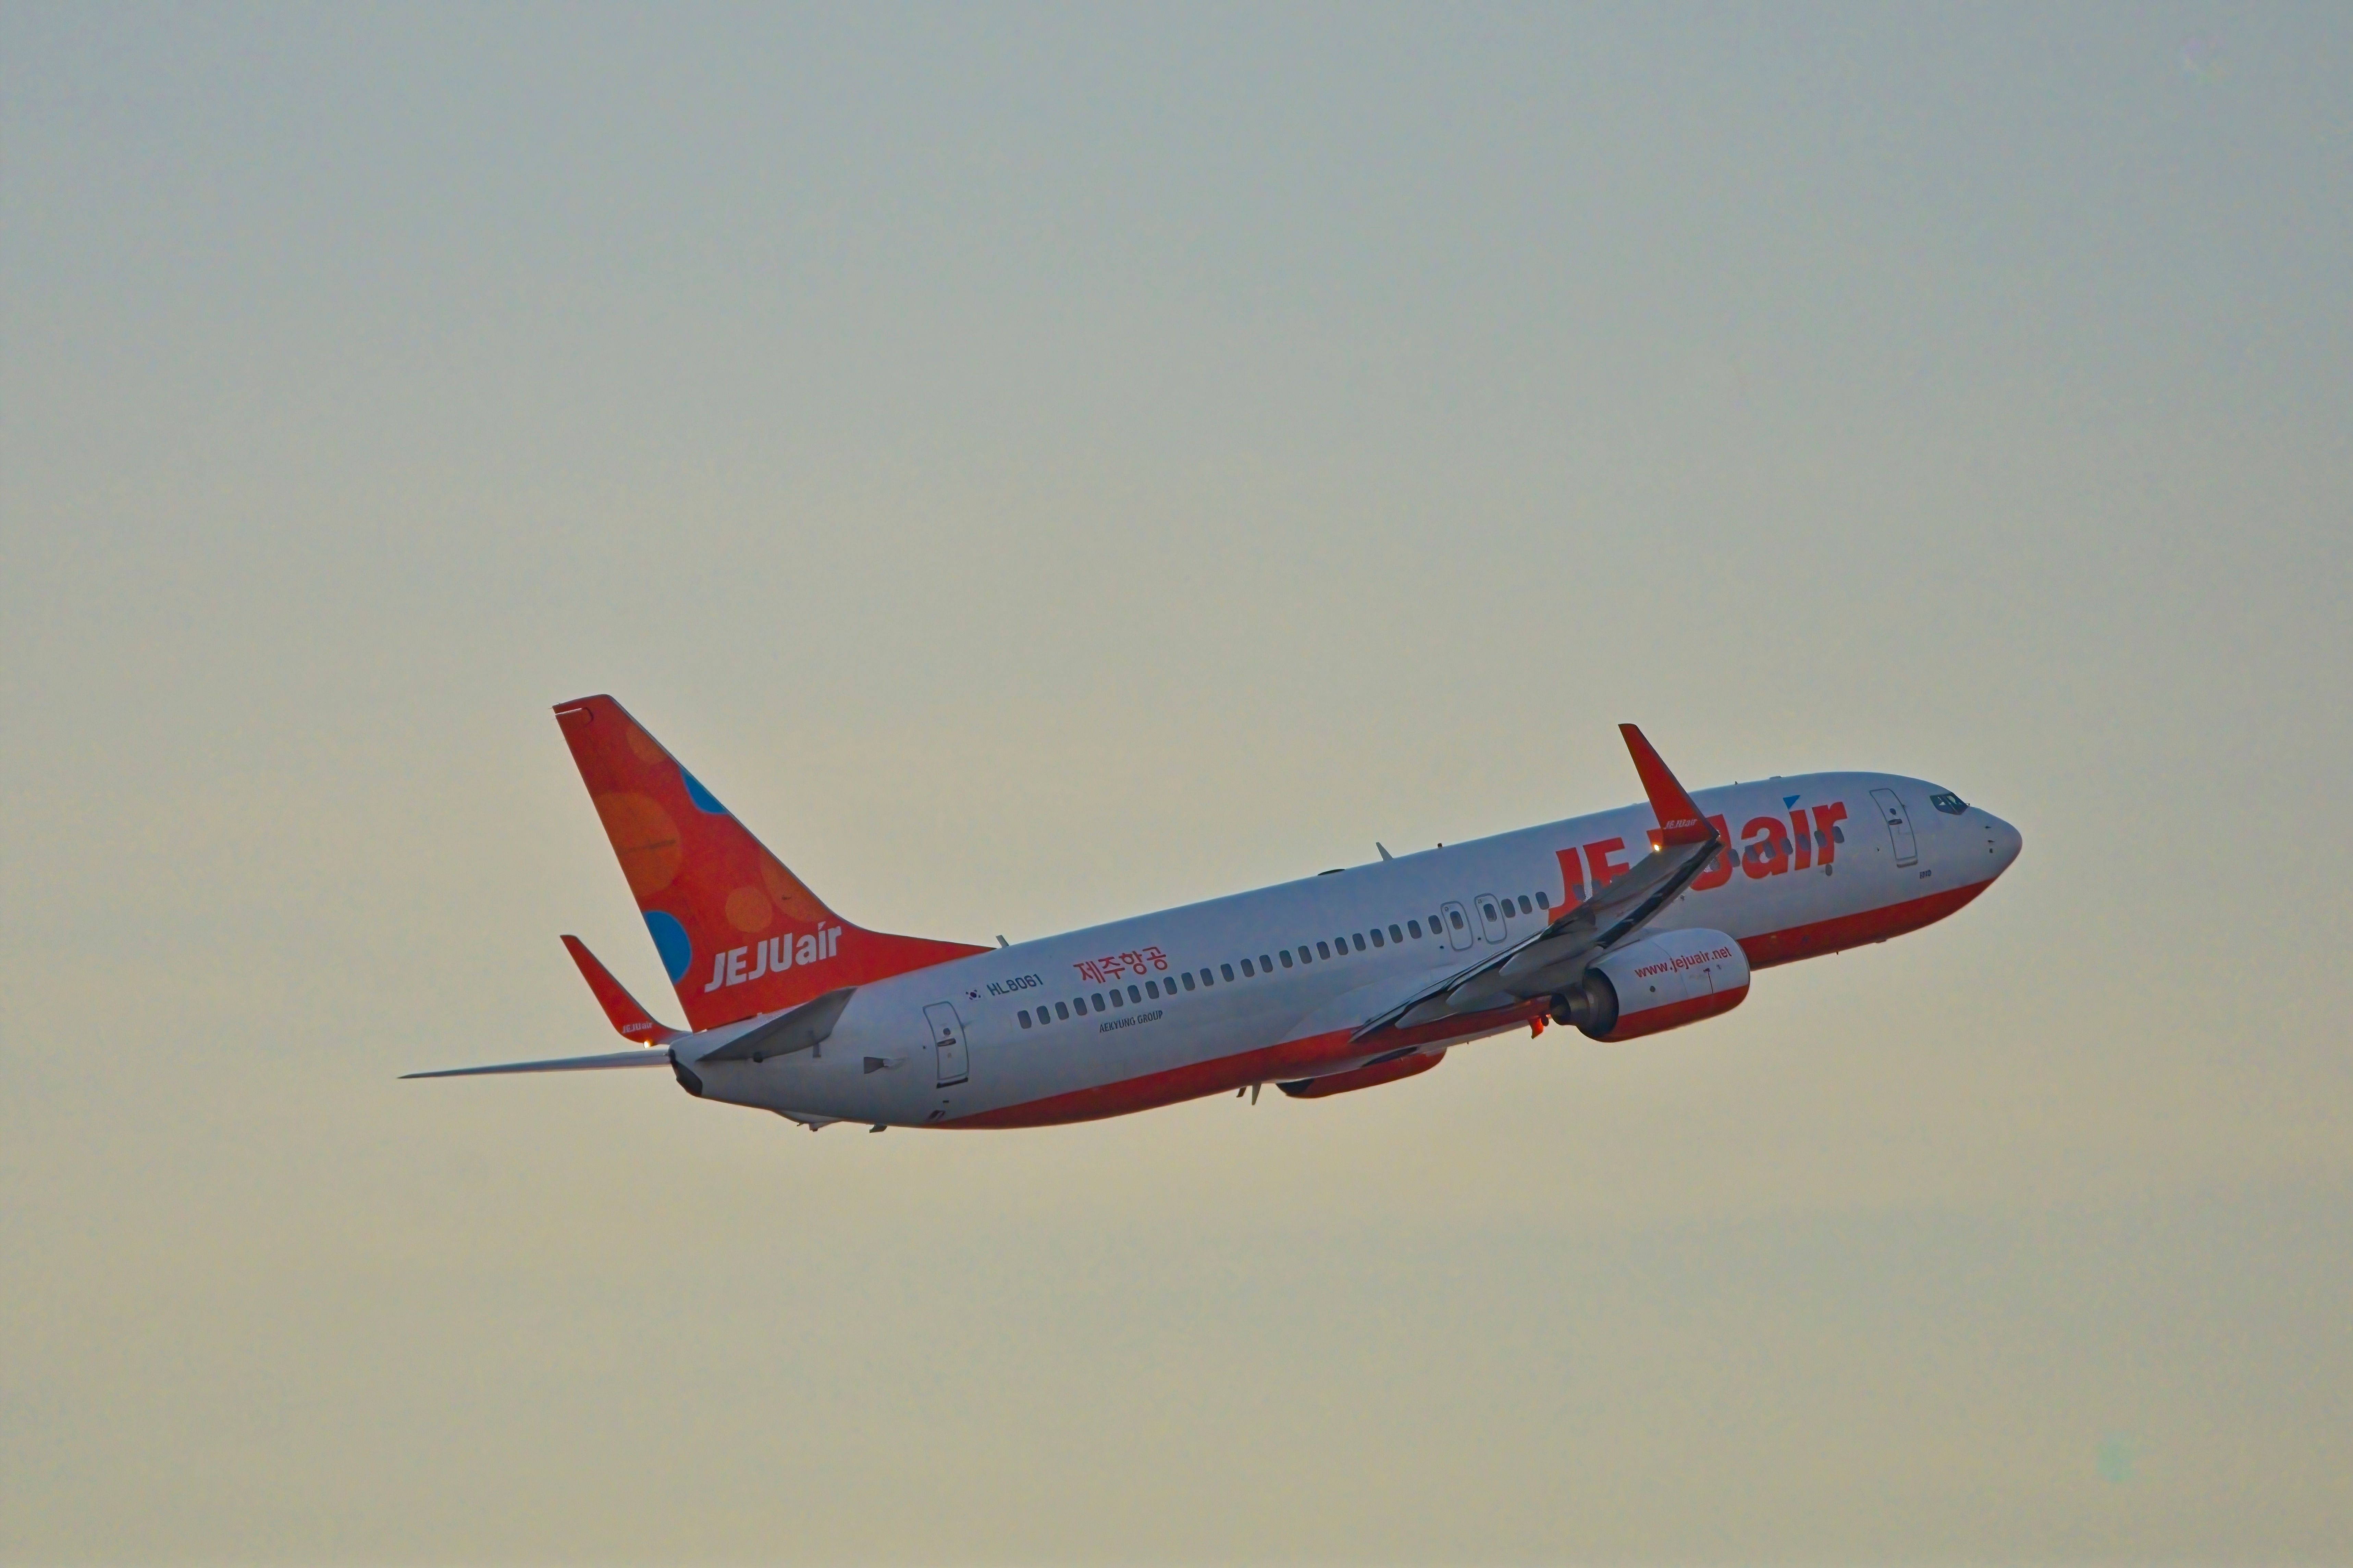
[407,696,2022,1130]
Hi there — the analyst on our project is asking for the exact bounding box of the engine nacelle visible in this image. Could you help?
[1552,928,1749,1042]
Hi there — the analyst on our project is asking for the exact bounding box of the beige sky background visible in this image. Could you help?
[4,4,2349,1563]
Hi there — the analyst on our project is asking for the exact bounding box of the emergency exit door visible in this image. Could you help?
[1475,894,1510,945]
[925,1003,969,1087]
[1440,900,1473,950]
[1870,788,1918,868]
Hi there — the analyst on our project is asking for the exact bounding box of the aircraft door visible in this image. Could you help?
[1870,788,1919,868]
[1440,900,1474,951]
[1475,893,1510,945]
[925,1002,970,1087]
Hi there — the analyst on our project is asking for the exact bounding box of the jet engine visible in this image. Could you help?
[1551,928,1749,1042]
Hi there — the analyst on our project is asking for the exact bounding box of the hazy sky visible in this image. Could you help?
[4,4,2348,1563]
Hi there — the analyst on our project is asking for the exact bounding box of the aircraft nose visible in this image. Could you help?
[1986,814,2022,874]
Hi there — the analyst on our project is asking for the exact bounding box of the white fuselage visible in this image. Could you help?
[679,772,2020,1128]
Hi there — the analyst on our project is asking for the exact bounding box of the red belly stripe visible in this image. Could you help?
[1738,878,1991,969]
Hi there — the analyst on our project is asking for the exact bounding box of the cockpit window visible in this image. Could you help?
[1929,791,1968,815]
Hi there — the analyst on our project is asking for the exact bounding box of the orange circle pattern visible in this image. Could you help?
[724,886,774,932]
[760,851,827,924]
[591,793,683,896]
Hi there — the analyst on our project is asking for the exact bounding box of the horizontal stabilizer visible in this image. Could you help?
[693,986,857,1064]
[562,934,679,1044]
[402,1049,673,1080]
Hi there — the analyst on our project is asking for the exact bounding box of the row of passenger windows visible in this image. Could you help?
[1477,892,1549,924]
[1014,894,1550,1030]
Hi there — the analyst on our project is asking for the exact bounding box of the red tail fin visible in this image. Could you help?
[1618,723,1714,847]
[554,696,988,1030]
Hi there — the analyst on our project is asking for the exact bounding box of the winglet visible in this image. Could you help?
[1618,725,1714,846]
[563,934,680,1045]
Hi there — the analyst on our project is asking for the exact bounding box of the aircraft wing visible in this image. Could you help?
[1351,725,1723,1043]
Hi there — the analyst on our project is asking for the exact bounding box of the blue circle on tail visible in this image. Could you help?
[680,768,728,815]
[644,910,693,983]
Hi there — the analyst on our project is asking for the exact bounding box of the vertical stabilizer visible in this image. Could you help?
[554,696,988,1030]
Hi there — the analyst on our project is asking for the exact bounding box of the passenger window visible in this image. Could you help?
[1259,954,1273,971]
[1518,895,1532,914]
[1369,928,1384,948]
[1128,984,1141,1004]
[1389,924,1404,942]
[1019,1009,1033,1028]
[1534,892,1549,910]
[1833,825,1846,843]
[1450,910,1466,930]
[1241,959,1255,976]
[1093,992,1107,1011]
[1180,972,1195,992]
[1056,1001,1070,1020]
[1299,945,1314,963]
[1279,950,1294,969]
[1145,980,1159,999]
[1481,901,1498,922]
[1316,941,1331,960]
[1352,933,1366,951]
[1408,920,1423,938]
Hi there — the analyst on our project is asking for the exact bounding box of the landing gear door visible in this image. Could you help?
[925,1002,969,1087]
[1870,788,1919,868]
